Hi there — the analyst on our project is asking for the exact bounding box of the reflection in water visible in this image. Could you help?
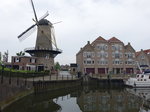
[2,83,150,112]
[126,88,150,112]
[77,85,141,112]
[53,95,82,112]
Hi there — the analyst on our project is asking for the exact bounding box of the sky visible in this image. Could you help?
[0,0,150,65]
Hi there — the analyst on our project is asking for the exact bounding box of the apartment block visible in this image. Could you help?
[76,36,136,74]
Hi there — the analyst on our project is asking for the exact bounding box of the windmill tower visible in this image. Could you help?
[18,0,62,71]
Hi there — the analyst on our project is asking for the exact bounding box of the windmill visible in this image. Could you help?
[18,0,62,70]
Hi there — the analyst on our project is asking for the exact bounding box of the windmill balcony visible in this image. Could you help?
[24,47,62,55]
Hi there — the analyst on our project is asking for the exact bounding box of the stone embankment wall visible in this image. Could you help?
[0,77,33,103]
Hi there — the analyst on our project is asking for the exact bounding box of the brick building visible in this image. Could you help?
[136,49,150,71]
[11,56,48,71]
[76,36,136,74]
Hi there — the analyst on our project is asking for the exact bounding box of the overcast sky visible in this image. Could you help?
[0,0,150,65]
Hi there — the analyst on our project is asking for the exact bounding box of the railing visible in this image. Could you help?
[88,74,136,80]
[24,47,62,52]
[0,70,80,87]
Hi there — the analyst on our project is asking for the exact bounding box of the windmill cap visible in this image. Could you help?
[38,19,52,25]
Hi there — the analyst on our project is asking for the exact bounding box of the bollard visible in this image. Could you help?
[43,74,44,81]
[67,75,68,80]
[62,75,63,80]
[49,74,51,80]
[56,75,58,80]
[32,74,35,86]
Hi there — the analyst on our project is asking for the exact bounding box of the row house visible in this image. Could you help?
[136,49,150,71]
[76,36,136,74]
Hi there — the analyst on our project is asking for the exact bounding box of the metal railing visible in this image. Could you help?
[24,47,62,52]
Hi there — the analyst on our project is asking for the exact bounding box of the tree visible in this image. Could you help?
[16,51,25,56]
[54,62,61,71]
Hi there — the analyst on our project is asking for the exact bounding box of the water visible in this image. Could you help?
[2,83,150,112]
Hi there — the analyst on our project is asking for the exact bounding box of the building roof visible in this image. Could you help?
[76,41,94,55]
[12,56,37,58]
[70,63,77,67]
[38,19,52,25]
[143,49,150,54]
[91,36,107,45]
[124,42,135,52]
[108,37,122,43]
[136,49,150,57]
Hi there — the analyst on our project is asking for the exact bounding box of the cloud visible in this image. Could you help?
[0,0,150,64]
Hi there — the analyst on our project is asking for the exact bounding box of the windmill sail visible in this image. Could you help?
[39,11,49,21]
[18,24,37,41]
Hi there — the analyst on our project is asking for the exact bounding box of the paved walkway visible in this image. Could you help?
[27,75,78,81]
[27,71,78,81]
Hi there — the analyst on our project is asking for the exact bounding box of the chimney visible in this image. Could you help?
[87,41,90,44]
[128,42,130,45]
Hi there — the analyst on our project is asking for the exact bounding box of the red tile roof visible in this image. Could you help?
[136,49,150,56]
[108,37,122,42]
[143,49,150,54]
[92,36,107,45]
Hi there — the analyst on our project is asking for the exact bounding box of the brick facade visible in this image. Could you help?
[76,36,137,75]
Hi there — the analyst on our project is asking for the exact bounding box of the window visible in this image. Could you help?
[125,60,134,65]
[98,60,108,65]
[120,53,123,58]
[105,45,108,50]
[46,54,50,59]
[87,60,91,64]
[92,61,95,64]
[83,52,95,58]
[113,60,122,65]
[141,75,144,78]
[97,44,108,50]
[120,45,122,50]
[115,53,120,58]
[31,59,36,63]
[125,52,134,59]
[112,45,115,50]
[112,52,115,57]
[15,57,20,62]
[105,52,108,57]
[112,44,122,51]
[83,52,86,57]
[84,59,95,65]
[141,55,145,59]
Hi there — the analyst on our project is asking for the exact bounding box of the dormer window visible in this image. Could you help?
[141,55,145,59]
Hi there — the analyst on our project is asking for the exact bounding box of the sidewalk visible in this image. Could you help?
[27,74,77,82]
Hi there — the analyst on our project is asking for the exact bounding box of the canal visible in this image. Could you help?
[2,81,150,112]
